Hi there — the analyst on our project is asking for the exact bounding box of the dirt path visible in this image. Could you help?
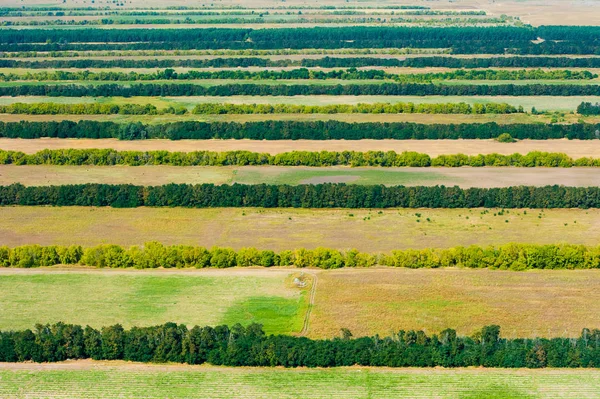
[299,272,318,337]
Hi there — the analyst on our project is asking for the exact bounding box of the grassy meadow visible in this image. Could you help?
[1,267,599,339]
[0,363,599,399]
[0,269,309,334]
[310,268,600,338]
[0,206,597,251]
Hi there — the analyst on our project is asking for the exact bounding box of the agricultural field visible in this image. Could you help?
[5,165,600,188]
[2,362,599,399]
[2,0,600,397]
[0,207,597,251]
[0,268,309,334]
[1,267,598,339]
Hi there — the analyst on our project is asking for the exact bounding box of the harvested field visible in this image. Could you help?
[5,138,600,158]
[4,165,600,188]
[1,362,599,399]
[311,268,600,338]
[0,268,309,334]
[0,207,597,251]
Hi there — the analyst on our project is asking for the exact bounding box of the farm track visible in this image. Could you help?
[299,272,318,336]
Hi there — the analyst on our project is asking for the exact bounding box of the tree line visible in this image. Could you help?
[2,26,599,54]
[2,183,600,209]
[2,120,598,140]
[191,102,520,115]
[0,322,599,368]
[2,149,598,168]
[3,68,593,83]
[2,82,600,96]
[0,102,520,116]
[5,56,600,69]
[4,242,600,270]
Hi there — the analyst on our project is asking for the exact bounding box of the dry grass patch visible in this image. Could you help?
[0,207,598,251]
[310,268,600,338]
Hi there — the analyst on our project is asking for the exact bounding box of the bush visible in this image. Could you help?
[496,133,517,143]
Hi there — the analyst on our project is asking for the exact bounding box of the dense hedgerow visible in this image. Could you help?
[5,56,600,69]
[0,322,599,368]
[1,68,594,82]
[0,101,520,115]
[0,82,598,97]
[2,183,600,208]
[0,149,598,168]
[2,26,600,54]
[1,120,599,140]
[2,242,600,270]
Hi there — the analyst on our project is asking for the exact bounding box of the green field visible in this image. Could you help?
[0,207,597,251]
[0,363,598,399]
[0,269,309,334]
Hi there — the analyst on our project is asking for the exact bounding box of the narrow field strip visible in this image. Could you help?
[0,94,595,111]
[6,138,600,158]
[0,207,597,251]
[4,165,600,188]
[0,361,599,399]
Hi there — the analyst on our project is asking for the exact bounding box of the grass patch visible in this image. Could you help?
[0,364,598,399]
[0,270,307,334]
[0,207,597,251]
[310,268,600,338]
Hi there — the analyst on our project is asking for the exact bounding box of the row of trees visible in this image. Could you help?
[0,103,182,115]
[5,56,600,69]
[0,102,520,115]
[4,242,600,270]
[0,26,538,52]
[2,82,600,96]
[1,322,599,368]
[191,102,520,115]
[2,68,594,82]
[2,26,599,54]
[2,183,600,209]
[1,149,597,168]
[2,120,599,140]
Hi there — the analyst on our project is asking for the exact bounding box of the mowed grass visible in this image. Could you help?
[1,363,600,399]
[0,207,597,251]
[310,268,600,338]
[0,269,309,334]
[6,165,600,188]
[0,94,596,111]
